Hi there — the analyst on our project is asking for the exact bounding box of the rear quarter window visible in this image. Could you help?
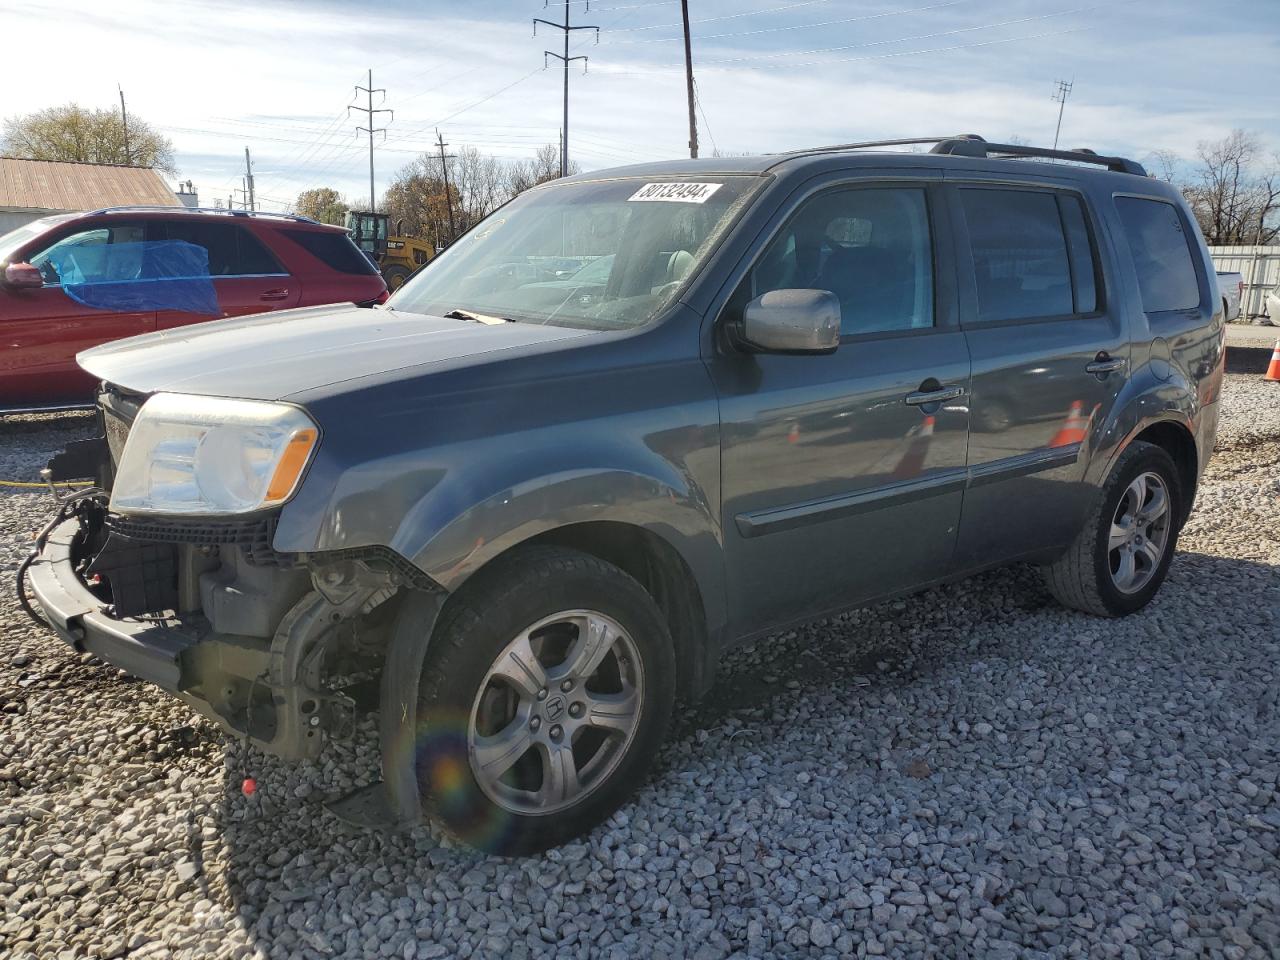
[282,229,379,275]
[1114,197,1201,313]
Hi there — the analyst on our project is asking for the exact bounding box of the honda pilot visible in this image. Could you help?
[25,135,1223,854]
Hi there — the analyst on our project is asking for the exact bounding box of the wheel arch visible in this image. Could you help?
[521,520,716,700]
[1127,419,1199,525]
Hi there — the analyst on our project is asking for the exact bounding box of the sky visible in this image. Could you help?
[5,0,1279,213]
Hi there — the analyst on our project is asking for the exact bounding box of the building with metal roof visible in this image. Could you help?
[0,157,179,234]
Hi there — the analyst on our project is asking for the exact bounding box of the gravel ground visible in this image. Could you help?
[2,379,1278,960]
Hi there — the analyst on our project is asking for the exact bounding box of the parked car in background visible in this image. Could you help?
[0,207,387,410]
[27,135,1223,854]
[1216,270,1243,321]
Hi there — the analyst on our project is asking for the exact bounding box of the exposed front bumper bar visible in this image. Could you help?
[28,517,199,690]
[27,516,347,760]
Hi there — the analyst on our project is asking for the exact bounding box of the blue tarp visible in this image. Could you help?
[46,240,221,315]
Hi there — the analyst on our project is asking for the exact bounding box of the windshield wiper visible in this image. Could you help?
[442,308,514,325]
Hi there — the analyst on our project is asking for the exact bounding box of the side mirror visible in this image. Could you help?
[3,262,44,289]
[738,288,841,354]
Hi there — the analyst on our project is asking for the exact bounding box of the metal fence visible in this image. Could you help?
[1209,245,1279,319]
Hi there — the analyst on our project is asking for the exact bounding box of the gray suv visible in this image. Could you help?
[26,135,1224,853]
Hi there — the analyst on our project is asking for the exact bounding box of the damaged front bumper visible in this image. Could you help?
[25,504,381,761]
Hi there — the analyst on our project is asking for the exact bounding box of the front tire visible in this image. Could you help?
[1042,441,1182,617]
[382,263,413,292]
[408,546,675,854]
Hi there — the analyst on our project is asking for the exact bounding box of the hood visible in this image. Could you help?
[77,303,597,401]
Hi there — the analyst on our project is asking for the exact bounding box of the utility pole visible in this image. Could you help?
[435,129,457,244]
[534,1,599,178]
[118,85,131,165]
[243,147,255,212]
[1051,79,1073,152]
[680,0,698,159]
[350,69,393,212]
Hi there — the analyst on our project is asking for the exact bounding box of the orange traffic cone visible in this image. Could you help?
[1265,340,1280,382]
[891,416,935,480]
[1049,400,1088,448]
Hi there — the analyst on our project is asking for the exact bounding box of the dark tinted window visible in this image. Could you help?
[282,229,379,275]
[236,229,283,274]
[750,187,933,335]
[162,221,283,276]
[1114,197,1200,312]
[1058,195,1098,313]
[962,188,1084,322]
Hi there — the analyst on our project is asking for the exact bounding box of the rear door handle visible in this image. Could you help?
[1085,354,1126,376]
[260,288,290,302]
[905,385,964,406]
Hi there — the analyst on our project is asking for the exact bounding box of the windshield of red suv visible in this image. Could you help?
[0,215,75,263]
[387,176,760,330]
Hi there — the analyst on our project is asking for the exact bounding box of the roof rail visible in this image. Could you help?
[83,205,322,224]
[930,138,1147,176]
[776,134,986,160]
[772,133,1147,176]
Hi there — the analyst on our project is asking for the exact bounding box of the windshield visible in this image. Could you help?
[388,176,760,330]
[0,216,73,263]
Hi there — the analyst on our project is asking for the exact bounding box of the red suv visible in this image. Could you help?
[0,207,387,410]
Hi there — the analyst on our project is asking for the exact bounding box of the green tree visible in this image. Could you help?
[294,187,350,225]
[2,103,176,174]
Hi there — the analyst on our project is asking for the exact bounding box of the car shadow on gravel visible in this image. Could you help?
[191,545,1279,958]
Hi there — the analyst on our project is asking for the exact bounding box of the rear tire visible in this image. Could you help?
[1042,441,1182,617]
[409,546,675,854]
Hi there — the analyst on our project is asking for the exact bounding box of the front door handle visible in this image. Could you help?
[905,385,964,406]
[260,288,290,302]
[1086,353,1126,376]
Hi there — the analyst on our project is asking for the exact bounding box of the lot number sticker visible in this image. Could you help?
[629,182,723,204]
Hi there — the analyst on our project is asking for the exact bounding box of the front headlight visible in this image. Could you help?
[110,393,319,516]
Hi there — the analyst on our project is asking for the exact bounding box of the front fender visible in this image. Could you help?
[274,383,726,639]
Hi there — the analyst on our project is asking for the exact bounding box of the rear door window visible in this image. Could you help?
[282,229,380,275]
[959,188,1098,322]
[161,221,285,276]
[1114,197,1201,313]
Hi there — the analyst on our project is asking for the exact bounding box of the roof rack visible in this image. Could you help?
[930,137,1147,176]
[83,205,321,224]
[775,134,1147,176]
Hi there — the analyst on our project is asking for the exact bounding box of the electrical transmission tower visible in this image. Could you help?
[534,1,599,178]
[1051,79,1073,152]
[350,69,393,213]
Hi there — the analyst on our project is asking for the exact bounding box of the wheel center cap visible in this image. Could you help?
[544,695,566,722]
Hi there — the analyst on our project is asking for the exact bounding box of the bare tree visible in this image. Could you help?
[1182,130,1279,244]
[509,144,578,195]
[3,103,177,174]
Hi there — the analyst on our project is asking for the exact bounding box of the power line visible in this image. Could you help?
[605,0,973,44]
[601,22,1102,75]
[610,0,836,34]
[350,68,393,212]
[534,1,600,177]
[694,2,1119,66]
[693,78,718,156]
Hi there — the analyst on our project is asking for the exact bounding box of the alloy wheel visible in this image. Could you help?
[467,609,644,815]
[1107,471,1171,594]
